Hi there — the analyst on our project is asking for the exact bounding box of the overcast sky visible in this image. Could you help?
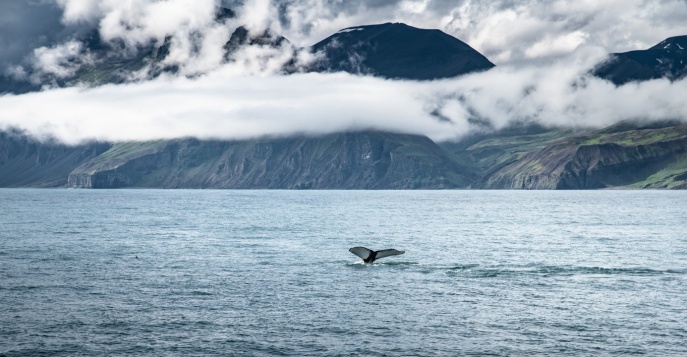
[1,0,687,144]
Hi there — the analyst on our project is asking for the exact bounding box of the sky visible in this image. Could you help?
[1,0,687,144]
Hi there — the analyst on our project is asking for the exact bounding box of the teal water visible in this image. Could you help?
[1,189,686,356]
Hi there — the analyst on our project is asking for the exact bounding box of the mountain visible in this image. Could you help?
[1,21,495,93]
[475,122,687,189]
[0,32,175,95]
[2,23,687,189]
[66,132,474,189]
[309,23,495,80]
[594,36,687,85]
[224,26,289,59]
[0,130,110,187]
[6,122,687,189]
[0,6,237,94]
[0,22,497,190]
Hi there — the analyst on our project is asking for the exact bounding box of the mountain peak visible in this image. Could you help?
[649,35,687,51]
[594,34,687,84]
[310,22,494,80]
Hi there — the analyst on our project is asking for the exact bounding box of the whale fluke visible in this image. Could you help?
[349,246,405,263]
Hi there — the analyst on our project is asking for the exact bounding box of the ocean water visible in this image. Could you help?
[1,189,686,356]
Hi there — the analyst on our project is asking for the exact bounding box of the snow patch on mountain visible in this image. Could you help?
[337,28,364,34]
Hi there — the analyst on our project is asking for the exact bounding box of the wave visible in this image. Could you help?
[343,260,685,278]
[444,264,687,278]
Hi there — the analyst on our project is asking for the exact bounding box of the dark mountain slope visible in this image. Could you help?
[310,23,495,80]
[224,26,289,60]
[5,122,687,189]
[67,132,474,189]
[595,36,687,85]
[0,130,111,187]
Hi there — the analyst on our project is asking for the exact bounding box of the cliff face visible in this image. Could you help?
[67,132,474,189]
[0,131,111,187]
[5,124,687,190]
[477,125,687,189]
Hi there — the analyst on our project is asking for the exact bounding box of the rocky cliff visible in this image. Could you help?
[5,123,687,189]
[0,130,111,187]
[67,132,474,189]
[477,124,687,189]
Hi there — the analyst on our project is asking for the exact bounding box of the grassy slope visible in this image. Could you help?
[5,121,687,189]
[630,157,687,188]
[67,132,475,189]
[442,127,580,180]
[70,141,169,174]
[465,123,687,189]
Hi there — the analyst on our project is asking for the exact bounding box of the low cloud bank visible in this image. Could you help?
[2,47,687,145]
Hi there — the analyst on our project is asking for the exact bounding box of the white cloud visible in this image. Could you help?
[2,45,687,146]
[271,0,687,64]
[237,0,275,34]
[3,0,687,146]
[399,0,430,14]
[30,40,93,82]
[56,0,101,24]
[524,31,588,59]
[51,0,235,76]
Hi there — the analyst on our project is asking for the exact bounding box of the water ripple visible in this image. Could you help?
[2,189,687,356]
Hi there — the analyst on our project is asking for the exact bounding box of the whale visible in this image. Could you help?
[349,246,405,263]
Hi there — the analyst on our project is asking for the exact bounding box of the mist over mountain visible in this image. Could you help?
[0,17,496,94]
[0,3,239,94]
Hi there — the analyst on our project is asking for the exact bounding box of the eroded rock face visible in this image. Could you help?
[6,123,687,190]
[67,132,474,189]
[477,125,687,189]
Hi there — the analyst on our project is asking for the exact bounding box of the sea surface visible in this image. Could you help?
[1,189,686,356]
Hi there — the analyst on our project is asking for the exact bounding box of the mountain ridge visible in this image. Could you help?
[66,132,474,189]
[2,22,687,189]
[309,22,495,80]
[594,35,687,84]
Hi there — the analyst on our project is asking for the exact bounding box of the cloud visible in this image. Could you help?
[4,0,687,75]
[31,40,94,81]
[1,0,239,79]
[0,1,68,70]
[56,0,101,24]
[2,45,687,146]
[271,0,687,64]
[0,70,443,145]
[55,0,235,76]
[2,0,687,146]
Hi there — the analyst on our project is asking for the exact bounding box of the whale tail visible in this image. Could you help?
[349,246,405,263]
